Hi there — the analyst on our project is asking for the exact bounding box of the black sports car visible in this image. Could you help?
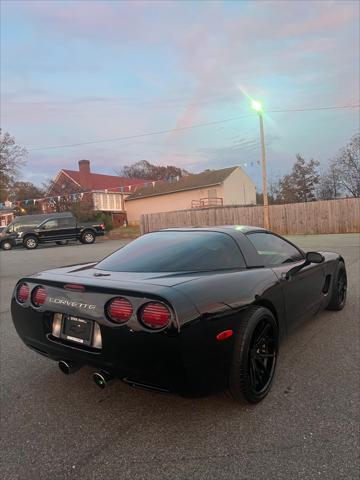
[11,226,347,403]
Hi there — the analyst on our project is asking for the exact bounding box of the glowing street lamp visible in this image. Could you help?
[251,100,263,113]
[251,99,269,229]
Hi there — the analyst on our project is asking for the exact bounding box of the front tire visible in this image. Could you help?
[229,306,279,404]
[80,230,95,244]
[326,262,347,311]
[1,240,13,250]
[23,236,39,250]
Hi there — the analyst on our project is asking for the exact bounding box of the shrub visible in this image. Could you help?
[70,204,114,231]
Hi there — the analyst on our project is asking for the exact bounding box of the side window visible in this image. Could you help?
[247,233,304,267]
[42,219,59,230]
[57,217,76,228]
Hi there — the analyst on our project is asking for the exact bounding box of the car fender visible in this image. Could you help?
[173,268,286,336]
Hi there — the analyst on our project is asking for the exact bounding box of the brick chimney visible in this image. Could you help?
[78,159,92,190]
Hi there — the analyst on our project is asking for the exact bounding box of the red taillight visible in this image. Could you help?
[140,302,171,330]
[100,223,105,230]
[31,286,47,307]
[17,283,29,303]
[106,297,133,324]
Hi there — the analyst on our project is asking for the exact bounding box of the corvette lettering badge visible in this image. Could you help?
[48,297,96,310]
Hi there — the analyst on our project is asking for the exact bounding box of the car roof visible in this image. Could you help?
[162,225,267,234]
[11,212,73,223]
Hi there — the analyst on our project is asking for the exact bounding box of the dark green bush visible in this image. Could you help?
[70,204,114,231]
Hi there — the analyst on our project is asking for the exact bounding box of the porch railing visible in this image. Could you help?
[191,197,223,209]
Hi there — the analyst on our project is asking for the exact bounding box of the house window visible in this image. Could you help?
[208,189,217,199]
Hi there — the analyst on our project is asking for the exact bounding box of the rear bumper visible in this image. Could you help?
[11,300,236,397]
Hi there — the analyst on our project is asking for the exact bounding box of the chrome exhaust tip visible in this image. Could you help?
[93,371,114,389]
[58,360,81,375]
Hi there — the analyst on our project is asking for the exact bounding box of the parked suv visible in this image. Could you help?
[1,212,105,250]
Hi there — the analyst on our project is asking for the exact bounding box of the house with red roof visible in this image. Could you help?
[47,160,148,226]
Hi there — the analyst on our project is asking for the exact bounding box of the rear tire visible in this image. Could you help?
[23,236,39,250]
[80,231,95,244]
[229,306,279,404]
[326,262,347,311]
[1,240,13,250]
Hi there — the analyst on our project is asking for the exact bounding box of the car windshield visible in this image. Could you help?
[7,221,39,233]
[96,231,245,272]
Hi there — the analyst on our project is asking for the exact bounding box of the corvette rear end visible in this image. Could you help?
[11,263,238,397]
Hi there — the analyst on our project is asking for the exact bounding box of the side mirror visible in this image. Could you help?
[306,251,324,264]
[285,251,324,280]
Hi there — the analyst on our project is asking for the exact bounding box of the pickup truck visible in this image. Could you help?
[0,212,105,250]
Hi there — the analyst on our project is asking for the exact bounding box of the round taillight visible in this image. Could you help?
[106,297,133,324]
[17,283,30,303]
[140,302,171,330]
[32,286,47,307]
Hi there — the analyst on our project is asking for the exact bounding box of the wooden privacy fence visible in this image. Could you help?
[140,198,360,235]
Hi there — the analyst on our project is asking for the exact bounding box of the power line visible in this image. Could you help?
[28,104,360,152]
[267,105,360,113]
[28,115,253,151]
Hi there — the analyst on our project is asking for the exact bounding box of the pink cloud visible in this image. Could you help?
[3,0,359,180]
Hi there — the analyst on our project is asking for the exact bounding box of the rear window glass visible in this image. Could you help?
[96,231,245,272]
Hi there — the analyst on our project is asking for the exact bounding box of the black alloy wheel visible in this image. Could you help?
[326,262,347,311]
[229,306,279,404]
[248,318,277,395]
[336,269,347,307]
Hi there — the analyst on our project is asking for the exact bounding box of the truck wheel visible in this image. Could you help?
[229,306,279,404]
[1,240,13,250]
[326,262,347,311]
[80,231,95,244]
[55,240,69,246]
[24,236,39,250]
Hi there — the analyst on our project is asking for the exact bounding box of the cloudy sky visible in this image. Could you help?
[1,0,359,188]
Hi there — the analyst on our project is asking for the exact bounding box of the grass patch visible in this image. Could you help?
[108,225,140,239]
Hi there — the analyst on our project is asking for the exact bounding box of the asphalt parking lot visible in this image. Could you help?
[0,234,359,480]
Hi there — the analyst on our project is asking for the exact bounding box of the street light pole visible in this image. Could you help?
[251,100,270,229]
[258,113,269,229]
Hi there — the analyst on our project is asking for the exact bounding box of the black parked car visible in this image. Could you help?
[1,212,105,250]
[11,226,347,403]
[0,226,15,250]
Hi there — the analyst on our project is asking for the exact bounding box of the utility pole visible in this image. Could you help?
[251,100,270,229]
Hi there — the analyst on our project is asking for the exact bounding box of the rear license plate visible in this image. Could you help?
[61,315,93,346]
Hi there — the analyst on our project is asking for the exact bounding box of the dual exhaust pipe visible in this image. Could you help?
[58,360,81,375]
[58,360,114,389]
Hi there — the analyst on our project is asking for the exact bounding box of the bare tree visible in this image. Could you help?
[335,133,360,197]
[117,160,190,181]
[12,181,44,201]
[0,130,27,202]
[317,163,342,200]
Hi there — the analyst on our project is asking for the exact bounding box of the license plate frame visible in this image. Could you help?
[60,315,94,346]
